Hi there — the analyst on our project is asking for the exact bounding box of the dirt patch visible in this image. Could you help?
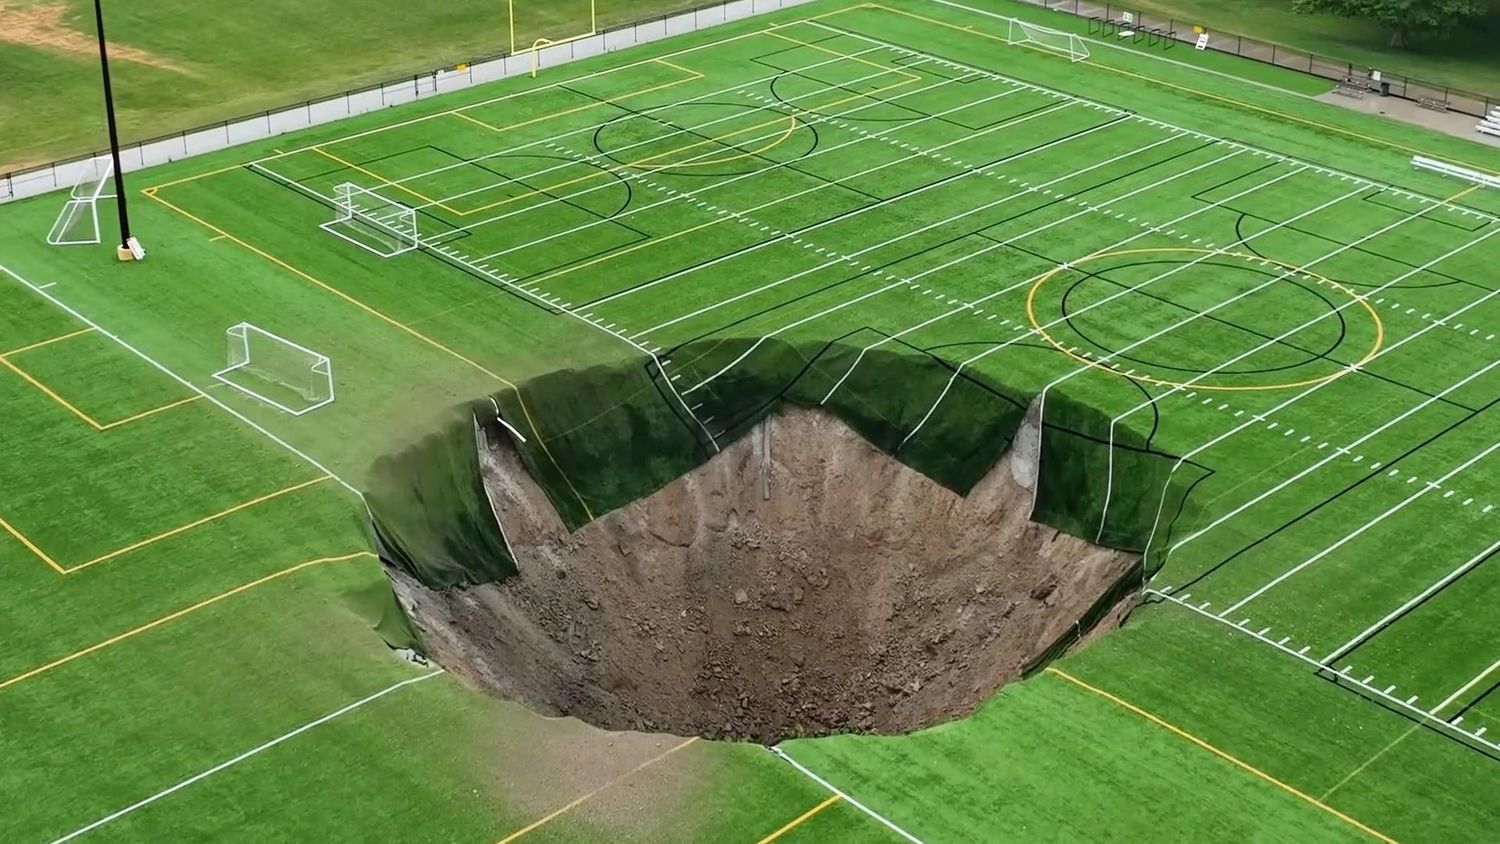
[0,2,184,71]
[389,407,1139,743]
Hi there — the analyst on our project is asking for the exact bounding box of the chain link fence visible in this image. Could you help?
[1012,0,1497,119]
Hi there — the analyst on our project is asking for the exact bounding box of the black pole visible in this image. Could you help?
[93,0,131,250]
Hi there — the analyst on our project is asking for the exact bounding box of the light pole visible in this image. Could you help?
[92,0,136,259]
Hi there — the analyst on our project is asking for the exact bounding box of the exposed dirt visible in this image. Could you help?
[389,407,1139,743]
[0,2,184,71]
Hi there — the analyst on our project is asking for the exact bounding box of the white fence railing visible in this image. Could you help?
[0,0,816,205]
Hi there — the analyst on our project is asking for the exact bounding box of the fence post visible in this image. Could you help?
[1271,44,1277,64]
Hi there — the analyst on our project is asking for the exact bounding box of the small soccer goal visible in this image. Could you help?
[212,323,335,415]
[1007,19,1090,62]
[320,182,419,257]
[46,156,117,247]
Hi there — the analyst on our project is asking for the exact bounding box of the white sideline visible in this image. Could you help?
[692,145,1252,395]
[615,100,1122,328]
[1321,537,1500,668]
[819,154,1299,406]
[1139,225,1500,564]
[1218,433,1500,617]
[0,261,357,496]
[767,746,926,844]
[807,18,1499,225]
[1150,588,1500,757]
[471,68,1048,268]
[1084,185,1487,535]
[49,671,442,843]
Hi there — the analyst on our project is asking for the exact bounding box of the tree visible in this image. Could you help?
[1291,0,1490,47]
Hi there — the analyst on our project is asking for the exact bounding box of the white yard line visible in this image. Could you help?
[768,746,926,844]
[1163,324,1500,566]
[688,145,1252,394]
[1140,225,1500,564]
[818,156,1303,405]
[1432,659,1500,715]
[1218,436,1500,617]
[469,73,1053,266]
[807,18,1498,224]
[1084,199,1499,537]
[1321,537,1500,668]
[1150,588,1500,756]
[49,670,442,843]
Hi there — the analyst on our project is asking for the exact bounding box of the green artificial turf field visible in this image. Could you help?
[5,0,1500,841]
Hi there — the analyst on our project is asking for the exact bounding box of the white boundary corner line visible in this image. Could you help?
[49,670,442,843]
[1148,588,1500,756]
[767,745,926,844]
[0,261,359,496]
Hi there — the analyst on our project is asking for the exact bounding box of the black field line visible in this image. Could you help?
[468,71,1063,268]
[256,43,890,208]
[816,156,1303,405]
[682,143,1248,394]
[1141,228,1500,571]
[808,18,1500,224]
[1083,188,1490,537]
[1149,589,1500,762]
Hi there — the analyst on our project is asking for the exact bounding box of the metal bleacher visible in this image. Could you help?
[1479,108,1500,139]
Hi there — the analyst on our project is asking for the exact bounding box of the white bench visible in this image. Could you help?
[1478,122,1500,138]
[1414,155,1500,188]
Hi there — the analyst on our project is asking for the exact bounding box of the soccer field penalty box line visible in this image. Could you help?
[0,475,332,576]
[0,327,203,432]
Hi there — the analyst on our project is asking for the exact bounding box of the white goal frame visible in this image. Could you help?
[47,157,117,246]
[212,322,335,415]
[319,182,419,257]
[1007,19,1090,63]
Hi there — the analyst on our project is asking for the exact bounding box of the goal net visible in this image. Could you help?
[319,182,419,257]
[1007,19,1090,62]
[212,322,335,415]
[47,156,117,246]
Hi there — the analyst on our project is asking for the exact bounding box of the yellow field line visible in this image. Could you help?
[0,356,104,430]
[494,737,697,843]
[97,395,204,430]
[526,72,919,288]
[452,59,703,136]
[1046,667,1399,843]
[309,147,462,214]
[65,475,333,574]
[0,512,67,574]
[139,187,596,522]
[765,26,921,81]
[0,327,95,358]
[755,794,843,843]
[1319,723,1420,801]
[0,551,374,693]
[862,3,1500,179]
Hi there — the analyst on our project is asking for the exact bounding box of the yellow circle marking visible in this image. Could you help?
[1024,247,1385,392]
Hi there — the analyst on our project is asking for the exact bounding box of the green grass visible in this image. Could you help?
[4,0,1500,841]
[1125,0,1500,96]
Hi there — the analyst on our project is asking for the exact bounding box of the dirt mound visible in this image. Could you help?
[388,407,1138,743]
[0,2,185,71]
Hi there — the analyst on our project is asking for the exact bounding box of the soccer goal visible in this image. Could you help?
[319,182,419,257]
[1007,19,1090,62]
[46,156,117,247]
[212,323,335,415]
